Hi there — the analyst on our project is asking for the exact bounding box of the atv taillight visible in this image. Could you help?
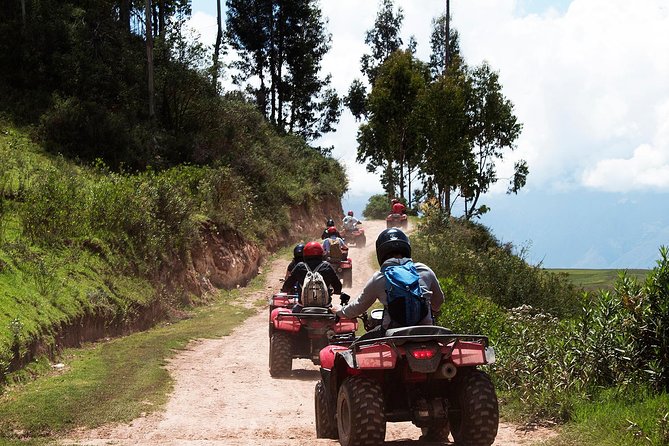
[410,349,436,360]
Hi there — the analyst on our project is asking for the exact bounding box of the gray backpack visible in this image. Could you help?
[301,263,329,307]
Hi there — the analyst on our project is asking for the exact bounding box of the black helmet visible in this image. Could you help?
[326,218,335,227]
[376,228,411,265]
[293,243,305,261]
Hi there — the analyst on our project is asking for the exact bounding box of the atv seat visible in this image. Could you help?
[385,325,453,337]
[300,307,332,315]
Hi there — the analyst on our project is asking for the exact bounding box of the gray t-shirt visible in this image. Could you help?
[336,257,445,328]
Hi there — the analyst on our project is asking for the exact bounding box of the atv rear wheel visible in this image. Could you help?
[358,234,366,248]
[315,381,338,439]
[449,370,498,446]
[269,331,293,377]
[336,377,385,446]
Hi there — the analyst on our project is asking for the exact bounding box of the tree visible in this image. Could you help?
[360,0,404,84]
[225,0,340,140]
[428,12,461,79]
[356,50,428,200]
[211,0,223,90]
[461,62,525,219]
[415,64,470,214]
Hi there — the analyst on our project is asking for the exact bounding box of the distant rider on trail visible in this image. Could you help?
[321,218,340,240]
[322,226,348,261]
[342,210,361,232]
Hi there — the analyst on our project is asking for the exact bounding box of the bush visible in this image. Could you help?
[363,194,391,219]
[412,200,580,318]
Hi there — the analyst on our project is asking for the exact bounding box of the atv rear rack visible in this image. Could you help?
[350,333,489,350]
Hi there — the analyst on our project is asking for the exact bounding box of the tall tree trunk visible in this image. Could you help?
[212,0,223,89]
[269,2,277,125]
[277,3,285,130]
[20,0,26,27]
[119,0,130,32]
[158,0,165,37]
[145,0,155,119]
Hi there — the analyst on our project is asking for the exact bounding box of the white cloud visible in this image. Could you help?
[582,101,669,191]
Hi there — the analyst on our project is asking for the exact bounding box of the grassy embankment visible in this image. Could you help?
[410,203,669,446]
[0,110,345,442]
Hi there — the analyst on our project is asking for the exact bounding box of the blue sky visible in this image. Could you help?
[189,1,669,269]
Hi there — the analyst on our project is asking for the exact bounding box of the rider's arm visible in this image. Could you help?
[335,272,383,319]
[282,264,303,292]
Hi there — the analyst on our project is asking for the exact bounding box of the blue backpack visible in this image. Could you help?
[381,261,429,326]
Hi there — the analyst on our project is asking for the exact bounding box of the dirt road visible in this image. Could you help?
[66,220,552,446]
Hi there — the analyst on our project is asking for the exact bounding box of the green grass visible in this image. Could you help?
[547,269,650,293]
[0,289,254,442]
[542,390,669,446]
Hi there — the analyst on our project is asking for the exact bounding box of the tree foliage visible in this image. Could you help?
[357,50,428,200]
[225,0,341,140]
[351,2,527,218]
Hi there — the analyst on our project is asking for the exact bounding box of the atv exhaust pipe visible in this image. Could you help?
[437,362,457,380]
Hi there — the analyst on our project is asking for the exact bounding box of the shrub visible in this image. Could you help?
[363,194,391,219]
[412,200,580,318]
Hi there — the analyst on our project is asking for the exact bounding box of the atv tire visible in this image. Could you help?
[449,369,498,446]
[269,331,293,377]
[315,381,338,439]
[358,234,366,248]
[337,377,386,446]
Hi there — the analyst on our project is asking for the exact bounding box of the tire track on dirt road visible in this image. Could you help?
[64,220,553,445]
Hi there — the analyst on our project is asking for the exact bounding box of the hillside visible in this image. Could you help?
[0,116,346,383]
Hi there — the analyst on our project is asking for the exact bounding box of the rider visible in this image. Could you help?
[391,198,406,215]
[322,226,348,261]
[321,218,340,240]
[285,242,305,280]
[330,228,444,331]
[281,241,344,310]
[342,210,361,233]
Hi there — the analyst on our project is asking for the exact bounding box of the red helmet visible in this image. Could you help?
[327,226,338,235]
[347,210,354,216]
[303,241,324,258]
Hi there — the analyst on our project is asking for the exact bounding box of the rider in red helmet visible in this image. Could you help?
[281,241,345,309]
[323,226,348,261]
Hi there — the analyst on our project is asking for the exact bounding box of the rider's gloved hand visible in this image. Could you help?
[340,293,351,305]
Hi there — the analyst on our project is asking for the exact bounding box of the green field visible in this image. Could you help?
[547,268,650,292]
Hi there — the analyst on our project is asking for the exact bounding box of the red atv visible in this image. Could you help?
[314,310,498,446]
[386,212,408,229]
[268,292,298,335]
[341,224,366,248]
[269,302,358,377]
[327,245,353,288]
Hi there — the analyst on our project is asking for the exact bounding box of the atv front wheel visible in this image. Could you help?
[337,377,386,446]
[269,331,293,377]
[315,381,338,439]
[449,370,498,446]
